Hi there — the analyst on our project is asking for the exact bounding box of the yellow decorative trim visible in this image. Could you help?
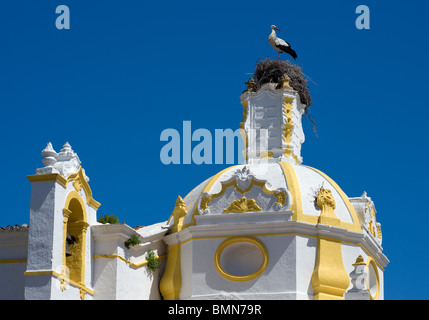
[280,74,294,90]
[170,196,187,233]
[292,155,299,164]
[376,223,382,239]
[200,194,212,212]
[27,167,101,210]
[63,191,88,287]
[353,255,366,266]
[279,162,304,222]
[93,254,166,269]
[66,168,101,210]
[0,259,27,264]
[214,236,269,282]
[24,270,94,295]
[274,190,287,208]
[258,151,274,159]
[311,237,350,300]
[368,220,375,237]
[366,257,380,300]
[185,166,239,228]
[223,197,262,213]
[316,188,341,227]
[27,173,67,187]
[282,97,294,158]
[160,244,182,300]
[80,288,86,300]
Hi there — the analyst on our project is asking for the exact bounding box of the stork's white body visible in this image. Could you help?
[268,26,297,60]
[268,29,286,52]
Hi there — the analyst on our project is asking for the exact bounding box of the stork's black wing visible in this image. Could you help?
[277,43,298,60]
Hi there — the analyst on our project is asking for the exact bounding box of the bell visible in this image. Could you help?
[65,233,76,257]
[65,242,72,257]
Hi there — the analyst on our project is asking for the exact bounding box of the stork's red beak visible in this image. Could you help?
[274,27,281,32]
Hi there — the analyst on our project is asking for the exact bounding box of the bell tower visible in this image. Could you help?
[24,142,100,300]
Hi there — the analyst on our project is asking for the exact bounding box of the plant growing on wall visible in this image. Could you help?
[146,249,160,272]
[124,234,140,249]
[97,214,119,224]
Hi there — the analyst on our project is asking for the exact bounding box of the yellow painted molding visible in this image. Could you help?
[24,270,94,295]
[27,167,101,210]
[282,96,295,159]
[66,168,101,210]
[311,237,350,300]
[27,173,67,187]
[93,254,166,269]
[279,162,304,222]
[366,257,380,300]
[258,151,274,159]
[0,259,27,264]
[186,166,239,228]
[214,236,268,282]
[160,244,182,300]
[63,191,88,287]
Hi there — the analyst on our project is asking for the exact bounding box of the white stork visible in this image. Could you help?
[268,25,297,60]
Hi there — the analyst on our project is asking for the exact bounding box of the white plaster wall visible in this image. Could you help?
[92,224,167,300]
[179,240,193,299]
[93,256,118,299]
[295,235,317,299]
[184,235,302,299]
[114,241,166,300]
[25,274,54,300]
[26,180,61,272]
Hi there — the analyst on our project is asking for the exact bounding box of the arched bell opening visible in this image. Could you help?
[63,191,89,285]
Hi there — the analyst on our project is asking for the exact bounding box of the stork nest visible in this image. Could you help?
[252,58,312,109]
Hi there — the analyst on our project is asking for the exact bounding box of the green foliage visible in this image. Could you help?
[97,214,119,224]
[146,249,160,272]
[124,234,141,249]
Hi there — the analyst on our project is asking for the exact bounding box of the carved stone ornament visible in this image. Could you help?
[223,197,262,213]
[316,188,341,226]
[170,196,187,233]
[197,166,292,215]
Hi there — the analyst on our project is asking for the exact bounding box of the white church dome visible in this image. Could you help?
[169,162,362,233]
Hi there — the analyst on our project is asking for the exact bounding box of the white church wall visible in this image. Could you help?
[295,235,317,299]
[92,223,167,299]
[182,234,312,300]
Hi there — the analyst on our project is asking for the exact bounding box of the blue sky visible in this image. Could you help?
[1,0,428,299]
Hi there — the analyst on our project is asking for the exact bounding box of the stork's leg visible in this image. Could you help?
[278,52,280,60]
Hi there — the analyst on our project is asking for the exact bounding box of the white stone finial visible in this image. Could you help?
[41,142,57,167]
[57,142,76,161]
[345,255,370,300]
[53,141,82,177]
